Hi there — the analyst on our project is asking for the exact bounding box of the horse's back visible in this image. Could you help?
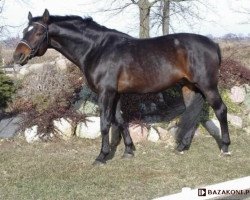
[92,33,220,93]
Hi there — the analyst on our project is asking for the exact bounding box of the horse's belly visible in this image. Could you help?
[117,70,182,93]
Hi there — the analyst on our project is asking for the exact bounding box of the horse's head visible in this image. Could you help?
[13,9,50,65]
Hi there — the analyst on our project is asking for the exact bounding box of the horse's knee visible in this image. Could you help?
[100,122,111,135]
[100,111,113,134]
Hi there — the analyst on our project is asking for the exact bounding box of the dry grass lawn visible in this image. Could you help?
[0,126,249,200]
[0,40,249,200]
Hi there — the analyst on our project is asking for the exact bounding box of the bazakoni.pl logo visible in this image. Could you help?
[198,189,206,196]
[198,188,250,197]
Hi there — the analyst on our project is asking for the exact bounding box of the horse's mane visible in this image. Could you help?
[31,15,131,37]
[32,15,93,25]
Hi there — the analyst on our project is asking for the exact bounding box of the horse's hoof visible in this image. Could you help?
[92,160,106,166]
[220,150,232,157]
[173,149,184,155]
[122,153,134,159]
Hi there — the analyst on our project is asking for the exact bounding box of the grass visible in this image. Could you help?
[0,39,249,200]
[0,127,249,200]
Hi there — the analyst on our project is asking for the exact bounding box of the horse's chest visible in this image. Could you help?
[82,67,100,93]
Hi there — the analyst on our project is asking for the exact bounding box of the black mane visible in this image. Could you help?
[31,15,130,37]
[32,15,93,25]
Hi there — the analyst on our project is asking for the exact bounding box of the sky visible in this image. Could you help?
[1,0,250,38]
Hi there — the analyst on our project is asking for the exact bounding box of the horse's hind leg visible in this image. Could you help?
[176,85,204,152]
[113,97,135,158]
[199,86,231,154]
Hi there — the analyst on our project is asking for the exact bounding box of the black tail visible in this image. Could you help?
[176,92,205,151]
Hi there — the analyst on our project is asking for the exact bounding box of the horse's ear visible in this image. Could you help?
[42,9,50,23]
[28,12,32,21]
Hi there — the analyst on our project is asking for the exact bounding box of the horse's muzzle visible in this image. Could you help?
[13,52,29,66]
[13,43,31,66]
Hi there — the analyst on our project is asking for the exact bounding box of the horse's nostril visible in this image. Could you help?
[13,53,25,63]
[20,53,25,61]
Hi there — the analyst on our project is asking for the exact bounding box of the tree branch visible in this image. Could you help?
[149,0,161,7]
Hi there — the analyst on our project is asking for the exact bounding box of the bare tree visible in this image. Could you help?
[161,0,170,35]
[94,0,154,38]
[151,0,207,36]
[0,0,5,36]
[91,0,207,38]
[0,0,30,38]
[136,0,152,38]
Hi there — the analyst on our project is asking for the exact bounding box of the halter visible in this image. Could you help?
[19,22,49,58]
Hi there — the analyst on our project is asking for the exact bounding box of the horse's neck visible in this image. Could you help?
[49,24,101,67]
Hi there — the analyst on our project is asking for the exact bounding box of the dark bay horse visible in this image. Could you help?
[13,9,231,164]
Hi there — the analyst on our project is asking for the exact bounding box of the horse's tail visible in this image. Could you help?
[217,43,222,66]
[176,91,205,150]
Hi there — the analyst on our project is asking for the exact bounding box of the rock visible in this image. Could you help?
[0,115,22,138]
[227,114,243,128]
[128,123,148,143]
[194,128,201,137]
[204,114,243,135]
[204,119,221,137]
[53,118,74,140]
[167,120,178,130]
[76,100,99,116]
[76,117,101,139]
[243,126,250,134]
[243,84,250,109]
[24,125,40,143]
[157,93,164,103]
[29,63,45,71]
[156,127,169,141]
[148,127,160,142]
[18,63,44,77]
[150,103,157,112]
[73,85,99,116]
[229,86,246,104]
[168,126,178,136]
[55,58,68,71]
[248,113,250,124]
[18,66,29,77]
[156,126,175,146]
[139,103,147,112]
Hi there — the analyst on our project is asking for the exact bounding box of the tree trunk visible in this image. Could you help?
[162,0,170,35]
[138,0,151,38]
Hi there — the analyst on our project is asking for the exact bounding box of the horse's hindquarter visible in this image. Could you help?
[117,37,189,93]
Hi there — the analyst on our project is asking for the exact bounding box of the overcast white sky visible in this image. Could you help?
[1,0,250,38]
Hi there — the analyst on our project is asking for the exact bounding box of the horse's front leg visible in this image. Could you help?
[93,90,117,165]
[114,98,135,158]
